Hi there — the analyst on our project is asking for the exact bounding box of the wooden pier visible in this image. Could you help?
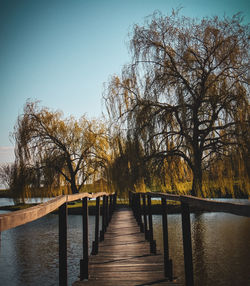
[73,208,182,286]
[1,191,249,286]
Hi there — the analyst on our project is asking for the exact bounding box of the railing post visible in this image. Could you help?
[134,193,138,221]
[133,193,136,217]
[181,202,194,286]
[161,197,173,280]
[59,202,67,286]
[109,195,112,223]
[114,193,117,209]
[129,191,132,207]
[134,193,141,229]
[147,195,156,254]
[91,197,100,255]
[113,194,115,212]
[142,193,149,240]
[80,197,88,280]
[106,195,109,227]
[111,194,116,216]
[100,195,106,241]
[109,195,113,219]
[132,193,136,216]
[137,193,144,232]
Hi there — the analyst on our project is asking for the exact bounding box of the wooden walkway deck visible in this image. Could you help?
[73,208,182,286]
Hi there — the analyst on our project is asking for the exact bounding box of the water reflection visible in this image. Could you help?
[153,213,250,286]
[192,213,208,285]
[0,208,249,285]
[0,213,96,286]
[153,215,184,282]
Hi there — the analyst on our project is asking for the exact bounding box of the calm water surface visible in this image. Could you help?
[0,197,51,206]
[0,199,250,286]
[153,212,250,286]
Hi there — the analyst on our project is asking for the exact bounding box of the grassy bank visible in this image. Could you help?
[0,189,11,198]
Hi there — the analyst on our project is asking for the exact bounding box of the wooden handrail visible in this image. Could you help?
[130,191,250,286]
[132,191,250,217]
[179,195,250,217]
[129,192,250,286]
[0,192,114,232]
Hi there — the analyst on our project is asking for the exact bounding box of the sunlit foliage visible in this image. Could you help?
[12,101,109,197]
[104,11,249,196]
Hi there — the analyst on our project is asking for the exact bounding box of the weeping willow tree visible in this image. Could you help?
[105,130,150,197]
[203,146,249,197]
[104,11,249,197]
[0,163,16,190]
[149,154,192,194]
[12,101,109,197]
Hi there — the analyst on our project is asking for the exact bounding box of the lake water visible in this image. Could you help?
[0,199,250,286]
[0,197,51,207]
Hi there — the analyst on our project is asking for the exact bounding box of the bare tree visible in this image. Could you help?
[104,11,249,196]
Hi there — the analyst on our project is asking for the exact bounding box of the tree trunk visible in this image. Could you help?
[71,179,78,194]
[191,154,203,197]
[66,159,79,194]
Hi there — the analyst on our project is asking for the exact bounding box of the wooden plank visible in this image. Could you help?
[80,197,89,280]
[135,191,250,217]
[0,196,66,231]
[134,191,250,217]
[137,192,181,201]
[73,209,182,286]
[180,195,250,217]
[74,281,182,286]
[59,202,67,286]
[0,192,114,232]
[67,192,111,203]
[181,202,194,286]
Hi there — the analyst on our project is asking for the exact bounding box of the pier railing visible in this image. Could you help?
[0,192,117,286]
[129,191,250,286]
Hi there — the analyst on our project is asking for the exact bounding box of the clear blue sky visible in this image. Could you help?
[0,0,249,164]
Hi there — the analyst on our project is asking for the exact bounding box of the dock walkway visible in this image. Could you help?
[73,208,182,286]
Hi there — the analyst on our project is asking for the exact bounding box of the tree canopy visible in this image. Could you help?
[104,11,249,196]
[12,101,109,195]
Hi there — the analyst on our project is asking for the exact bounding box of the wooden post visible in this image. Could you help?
[133,193,137,218]
[111,194,116,216]
[181,202,194,286]
[134,194,138,222]
[91,197,100,255]
[112,195,114,215]
[80,197,88,280]
[106,195,109,227]
[59,202,67,286]
[132,193,136,217]
[137,193,144,232]
[142,194,149,240]
[114,193,117,209]
[135,194,140,227]
[109,195,113,220]
[100,195,106,241]
[161,197,173,280]
[147,195,156,254]
[109,195,112,223]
